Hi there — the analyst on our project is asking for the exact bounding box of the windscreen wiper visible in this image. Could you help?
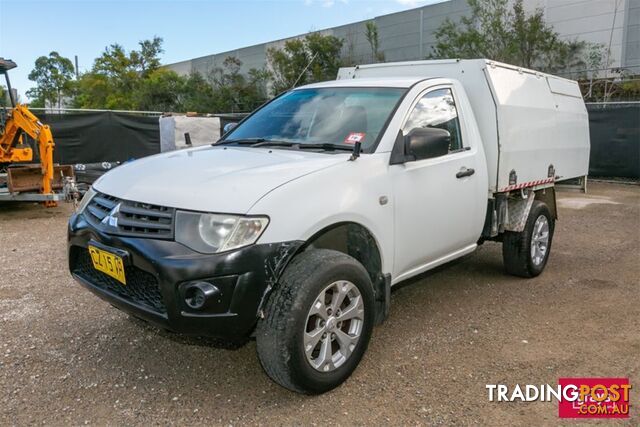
[251,140,297,148]
[215,139,359,157]
[214,138,266,146]
[296,143,354,152]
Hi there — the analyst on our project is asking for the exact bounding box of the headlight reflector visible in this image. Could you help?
[176,211,269,253]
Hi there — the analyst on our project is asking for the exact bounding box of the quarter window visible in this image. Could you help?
[403,88,463,152]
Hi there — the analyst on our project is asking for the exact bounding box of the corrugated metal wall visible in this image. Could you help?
[166,0,638,77]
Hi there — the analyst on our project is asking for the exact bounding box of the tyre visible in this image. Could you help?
[256,249,375,394]
[502,200,554,278]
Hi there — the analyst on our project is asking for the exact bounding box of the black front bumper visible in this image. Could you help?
[68,212,303,340]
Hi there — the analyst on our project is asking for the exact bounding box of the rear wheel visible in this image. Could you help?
[256,249,375,394]
[502,200,554,278]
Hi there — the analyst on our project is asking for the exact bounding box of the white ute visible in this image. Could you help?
[68,59,590,394]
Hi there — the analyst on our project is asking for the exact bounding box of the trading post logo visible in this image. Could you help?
[558,378,631,418]
[487,378,631,419]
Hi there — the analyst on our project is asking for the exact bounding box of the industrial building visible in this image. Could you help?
[166,0,640,78]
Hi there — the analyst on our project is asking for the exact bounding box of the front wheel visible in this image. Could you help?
[502,200,555,278]
[255,249,375,394]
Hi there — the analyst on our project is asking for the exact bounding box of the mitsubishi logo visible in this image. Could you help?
[101,203,121,228]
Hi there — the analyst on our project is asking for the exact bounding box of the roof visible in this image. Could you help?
[297,77,425,90]
[0,58,17,73]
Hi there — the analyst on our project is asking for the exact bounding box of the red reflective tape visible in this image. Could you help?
[499,177,554,192]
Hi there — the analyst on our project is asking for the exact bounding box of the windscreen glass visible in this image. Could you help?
[224,87,406,151]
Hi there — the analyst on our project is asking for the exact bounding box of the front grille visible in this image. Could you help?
[85,191,174,238]
[71,247,167,315]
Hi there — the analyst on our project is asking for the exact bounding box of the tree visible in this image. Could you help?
[431,0,585,73]
[182,71,217,112]
[268,33,343,94]
[0,85,7,107]
[26,51,75,109]
[75,37,165,110]
[268,39,311,93]
[136,68,185,112]
[206,56,271,112]
[135,37,164,76]
[73,73,113,109]
[247,68,271,103]
[365,21,384,63]
[305,33,344,82]
[577,43,610,101]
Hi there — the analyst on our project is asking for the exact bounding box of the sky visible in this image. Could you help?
[0,0,442,101]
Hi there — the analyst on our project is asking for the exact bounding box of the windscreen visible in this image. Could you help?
[225,87,406,151]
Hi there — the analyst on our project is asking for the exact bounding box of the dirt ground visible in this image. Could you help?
[0,181,638,426]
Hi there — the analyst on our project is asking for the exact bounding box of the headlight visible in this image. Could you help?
[175,211,269,254]
[77,187,96,213]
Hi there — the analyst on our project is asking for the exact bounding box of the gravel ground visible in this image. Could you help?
[0,181,638,426]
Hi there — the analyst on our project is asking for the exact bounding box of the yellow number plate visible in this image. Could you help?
[88,245,126,285]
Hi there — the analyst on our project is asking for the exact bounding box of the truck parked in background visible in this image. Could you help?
[68,59,590,394]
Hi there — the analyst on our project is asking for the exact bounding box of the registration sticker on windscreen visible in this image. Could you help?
[88,245,126,285]
[344,132,365,144]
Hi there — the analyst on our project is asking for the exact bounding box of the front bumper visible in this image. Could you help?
[68,212,303,340]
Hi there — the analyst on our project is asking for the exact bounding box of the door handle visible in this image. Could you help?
[456,167,475,178]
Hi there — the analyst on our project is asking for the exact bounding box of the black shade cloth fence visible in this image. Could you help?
[11,106,639,179]
[586,103,640,179]
[34,111,161,164]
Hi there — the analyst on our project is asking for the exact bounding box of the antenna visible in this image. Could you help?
[349,141,362,161]
[291,52,319,89]
[603,0,620,101]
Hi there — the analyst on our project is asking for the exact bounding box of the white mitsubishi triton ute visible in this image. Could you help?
[68,59,590,394]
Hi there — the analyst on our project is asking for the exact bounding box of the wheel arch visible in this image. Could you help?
[301,221,390,325]
[260,221,390,325]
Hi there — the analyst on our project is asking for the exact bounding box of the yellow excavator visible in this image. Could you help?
[0,57,73,207]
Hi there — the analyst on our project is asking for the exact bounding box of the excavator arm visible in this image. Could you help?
[0,57,70,207]
[0,104,56,201]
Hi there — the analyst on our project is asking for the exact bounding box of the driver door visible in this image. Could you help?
[390,86,481,280]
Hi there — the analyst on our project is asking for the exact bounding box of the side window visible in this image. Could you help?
[402,88,463,152]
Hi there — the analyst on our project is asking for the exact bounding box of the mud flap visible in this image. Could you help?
[375,273,391,325]
[504,190,535,232]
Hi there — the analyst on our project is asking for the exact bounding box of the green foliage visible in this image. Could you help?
[578,72,640,102]
[27,97,45,108]
[618,79,640,100]
[68,37,269,113]
[26,51,75,108]
[181,72,216,112]
[305,33,344,82]
[268,39,311,93]
[0,85,7,107]
[205,56,271,112]
[75,37,165,110]
[136,37,164,75]
[73,73,111,109]
[431,0,586,73]
[31,33,343,113]
[136,68,185,112]
[268,33,343,93]
[365,21,384,63]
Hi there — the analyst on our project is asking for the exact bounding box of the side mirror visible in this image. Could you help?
[404,127,450,161]
[223,122,238,134]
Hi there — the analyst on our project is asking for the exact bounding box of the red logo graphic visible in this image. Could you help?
[558,378,631,418]
[344,132,365,144]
